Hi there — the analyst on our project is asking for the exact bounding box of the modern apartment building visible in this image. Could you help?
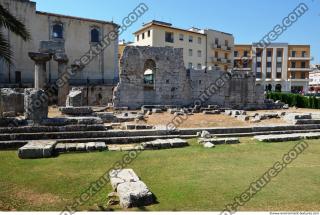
[133,20,234,71]
[234,43,311,93]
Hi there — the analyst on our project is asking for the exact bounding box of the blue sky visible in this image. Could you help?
[35,0,320,63]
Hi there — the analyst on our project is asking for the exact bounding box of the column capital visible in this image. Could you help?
[28,52,51,62]
[53,53,69,63]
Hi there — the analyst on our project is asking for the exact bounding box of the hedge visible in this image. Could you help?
[267,92,320,109]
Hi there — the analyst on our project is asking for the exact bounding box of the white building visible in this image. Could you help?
[309,65,320,92]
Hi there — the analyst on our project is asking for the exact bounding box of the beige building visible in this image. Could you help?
[133,20,234,71]
[0,0,119,88]
[234,43,311,93]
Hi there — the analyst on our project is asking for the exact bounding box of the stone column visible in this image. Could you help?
[24,88,48,124]
[54,53,69,106]
[28,52,51,90]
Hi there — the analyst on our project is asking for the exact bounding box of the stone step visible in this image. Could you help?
[55,142,107,153]
[2,124,320,142]
[0,135,196,150]
[294,119,320,125]
[0,124,105,134]
[254,132,320,142]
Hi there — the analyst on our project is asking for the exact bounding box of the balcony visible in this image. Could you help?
[233,67,251,71]
[288,56,311,61]
[234,56,252,60]
[288,78,310,82]
[211,43,221,49]
[288,68,312,72]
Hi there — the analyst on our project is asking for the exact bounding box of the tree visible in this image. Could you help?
[0,3,30,65]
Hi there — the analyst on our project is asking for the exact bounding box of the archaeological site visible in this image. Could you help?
[0,0,319,212]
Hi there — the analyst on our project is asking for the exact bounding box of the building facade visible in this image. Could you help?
[234,43,311,93]
[309,65,320,93]
[0,0,119,88]
[133,20,234,71]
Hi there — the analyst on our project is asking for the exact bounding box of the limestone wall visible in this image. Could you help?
[114,46,265,110]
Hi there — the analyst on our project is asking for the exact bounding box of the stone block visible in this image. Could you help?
[66,88,84,107]
[18,140,57,159]
[117,181,154,208]
[109,169,140,191]
[203,142,215,148]
[59,107,93,116]
[24,89,48,123]
[0,88,24,115]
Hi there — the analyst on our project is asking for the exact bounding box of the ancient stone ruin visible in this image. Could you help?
[113,46,265,110]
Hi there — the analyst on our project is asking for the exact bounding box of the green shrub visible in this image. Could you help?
[267,92,320,109]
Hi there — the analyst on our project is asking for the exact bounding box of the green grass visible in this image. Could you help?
[0,138,320,211]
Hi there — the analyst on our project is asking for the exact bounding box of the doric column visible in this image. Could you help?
[28,52,51,90]
[53,53,69,106]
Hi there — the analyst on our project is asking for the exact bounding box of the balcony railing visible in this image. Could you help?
[288,68,312,72]
[288,56,311,61]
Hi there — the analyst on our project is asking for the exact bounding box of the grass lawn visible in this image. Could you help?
[0,138,319,211]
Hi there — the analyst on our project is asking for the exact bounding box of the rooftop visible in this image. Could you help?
[36,11,119,27]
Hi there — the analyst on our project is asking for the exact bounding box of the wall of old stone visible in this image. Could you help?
[114,46,265,110]
[114,46,191,109]
[0,88,25,115]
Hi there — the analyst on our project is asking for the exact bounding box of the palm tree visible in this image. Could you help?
[0,3,31,65]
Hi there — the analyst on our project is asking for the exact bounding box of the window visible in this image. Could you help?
[256,50,262,57]
[179,34,184,41]
[197,50,202,57]
[197,63,202,70]
[257,62,262,68]
[291,62,296,68]
[90,28,100,43]
[244,51,248,57]
[301,72,306,79]
[301,61,306,68]
[15,71,21,84]
[291,51,296,57]
[276,73,282,79]
[198,37,202,44]
[243,62,248,68]
[148,30,151,37]
[225,40,229,46]
[137,35,140,41]
[188,62,193,69]
[189,36,193,43]
[256,72,262,78]
[267,62,272,68]
[266,72,272,78]
[52,23,63,39]
[267,50,272,57]
[224,53,228,59]
[142,32,145,39]
[215,51,218,58]
[291,72,296,79]
[143,59,156,87]
[189,49,193,57]
[302,51,306,57]
[165,32,174,43]
[215,38,219,45]
[277,50,283,57]
[234,51,239,57]
[276,62,282,68]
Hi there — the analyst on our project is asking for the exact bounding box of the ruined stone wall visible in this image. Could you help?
[114,46,265,110]
[114,47,191,109]
[0,89,25,115]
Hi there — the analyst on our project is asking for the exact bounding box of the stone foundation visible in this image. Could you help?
[0,88,24,116]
